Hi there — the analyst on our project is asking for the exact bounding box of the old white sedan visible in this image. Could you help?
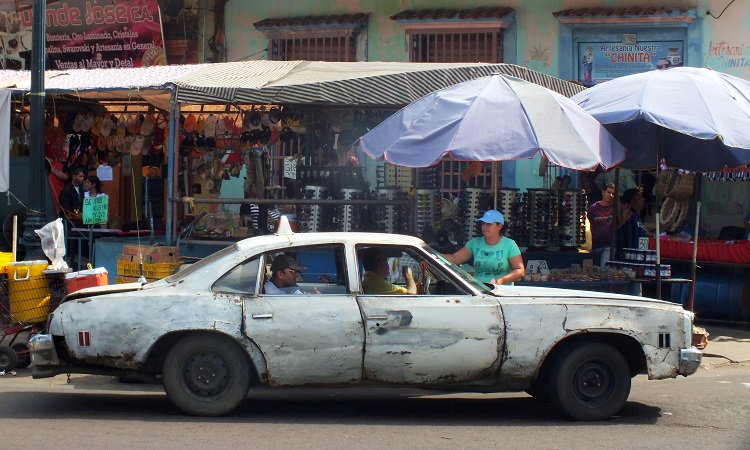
[29,232,701,420]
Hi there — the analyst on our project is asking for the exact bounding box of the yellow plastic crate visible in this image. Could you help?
[143,262,181,279]
[117,258,141,277]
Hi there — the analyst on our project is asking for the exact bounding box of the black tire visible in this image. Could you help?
[549,342,631,421]
[11,343,30,369]
[162,334,252,416]
[0,345,18,371]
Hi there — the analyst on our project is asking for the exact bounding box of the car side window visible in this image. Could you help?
[356,245,469,296]
[262,244,350,295]
[212,256,261,295]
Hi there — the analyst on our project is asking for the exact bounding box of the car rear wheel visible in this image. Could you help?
[549,342,631,421]
[0,345,18,371]
[11,343,30,369]
[163,333,252,416]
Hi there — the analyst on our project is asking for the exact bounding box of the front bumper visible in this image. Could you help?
[28,334,61,369]
[678,347,702,376]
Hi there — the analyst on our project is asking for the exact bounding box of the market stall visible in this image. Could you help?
[2,61,588,280]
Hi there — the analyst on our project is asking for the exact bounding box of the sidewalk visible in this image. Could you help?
[699,322,750,367]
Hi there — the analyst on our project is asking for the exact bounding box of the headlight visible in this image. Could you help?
[28,334,54,351]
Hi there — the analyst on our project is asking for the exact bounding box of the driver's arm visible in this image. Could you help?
[403,267,417,294]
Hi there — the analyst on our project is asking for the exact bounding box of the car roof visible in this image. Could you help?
[234,232,427,253]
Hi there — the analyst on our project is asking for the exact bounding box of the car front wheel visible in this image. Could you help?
[549,342,631,421]
[163,333,252,416]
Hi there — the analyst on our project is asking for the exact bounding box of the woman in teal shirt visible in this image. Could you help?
[444,210,525,285]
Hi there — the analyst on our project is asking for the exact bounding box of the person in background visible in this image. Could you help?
[58,166,85,222]
[443,210,525,286]
[263,255,318,294]
[240,189,260,233]
[84,175,104,197]
[588,183,617,267]
[45,154,68,215]
[361,248,417,294]
[618,188,651,258]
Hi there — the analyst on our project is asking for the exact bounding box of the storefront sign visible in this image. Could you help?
[6,0,165,70]
[578,41,684,86]
[83,194,109,225]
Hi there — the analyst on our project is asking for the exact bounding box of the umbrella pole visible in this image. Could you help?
[655,128,664,300]
[492,162,498,210]
[609,168,620,264]
[687,202,701,312]
[655,213,661,299]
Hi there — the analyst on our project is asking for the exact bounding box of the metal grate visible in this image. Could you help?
[408,30,503,63]
[270,35,356,62]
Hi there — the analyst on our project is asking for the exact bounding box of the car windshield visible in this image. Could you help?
[164,244,239,282]
[420,243,493,294]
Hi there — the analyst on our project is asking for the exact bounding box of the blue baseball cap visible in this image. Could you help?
[476,210,505,225]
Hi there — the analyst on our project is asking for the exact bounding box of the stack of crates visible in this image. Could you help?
[116,245,181,283]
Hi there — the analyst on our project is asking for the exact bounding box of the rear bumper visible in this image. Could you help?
[678,347,702,376]
[28,334,61,373]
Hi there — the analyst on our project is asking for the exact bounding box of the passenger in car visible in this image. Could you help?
[361,248,417,295]
[264,255,319,294]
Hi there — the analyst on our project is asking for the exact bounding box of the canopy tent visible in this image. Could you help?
[173,60,585,106]
[0,60,584,109]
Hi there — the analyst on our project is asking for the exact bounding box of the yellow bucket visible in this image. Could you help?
[0,252,12,273]
[8,260,50,324]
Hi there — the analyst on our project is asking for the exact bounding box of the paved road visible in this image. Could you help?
[0,361,748,450]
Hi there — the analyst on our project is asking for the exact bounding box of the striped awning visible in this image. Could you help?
[174,60,585,106]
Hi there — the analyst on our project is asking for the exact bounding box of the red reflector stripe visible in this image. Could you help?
[78,331,91,347]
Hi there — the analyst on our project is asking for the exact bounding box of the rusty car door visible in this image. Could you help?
[357,294,503,385]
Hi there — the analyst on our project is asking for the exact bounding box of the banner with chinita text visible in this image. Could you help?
[9,0,165,69]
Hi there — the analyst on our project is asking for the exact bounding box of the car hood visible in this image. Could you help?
[64,281,149,300]
[490,285,682,309]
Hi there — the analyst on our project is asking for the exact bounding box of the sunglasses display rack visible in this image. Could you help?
[298,185,329,233]
[376,164,413,189]
[416,167,440,190]
[555,189,587,248]
[415,189,437,237]
[371,188,409,234]
[526,189,556,249]
[335,188,367,232]
[496,188,527,245]
[458,188,492,244]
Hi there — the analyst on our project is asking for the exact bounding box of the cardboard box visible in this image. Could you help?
[122,245,179,264]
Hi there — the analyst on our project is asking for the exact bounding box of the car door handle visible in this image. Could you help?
[252,313,273,319]
[367,314,388,321]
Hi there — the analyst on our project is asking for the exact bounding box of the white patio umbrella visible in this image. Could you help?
[572,66,750,171]
[357,74,625,171]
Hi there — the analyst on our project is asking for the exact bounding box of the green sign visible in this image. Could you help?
[83,195,108,225]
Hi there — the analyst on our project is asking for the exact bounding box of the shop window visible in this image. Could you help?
[254,14,369,62]
[391,8,513,63]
